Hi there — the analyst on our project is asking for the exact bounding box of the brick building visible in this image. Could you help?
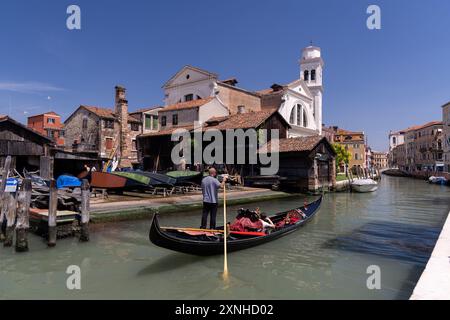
[64,86,142,169]
[27,111,64,146]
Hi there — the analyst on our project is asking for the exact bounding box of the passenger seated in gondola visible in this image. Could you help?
[275,209,306,229]
[230,208,275,234]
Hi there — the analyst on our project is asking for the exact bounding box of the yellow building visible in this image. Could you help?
[328,127,366,172]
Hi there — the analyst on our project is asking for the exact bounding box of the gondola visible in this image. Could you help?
[165,170,203,186]
[149,196,322,256]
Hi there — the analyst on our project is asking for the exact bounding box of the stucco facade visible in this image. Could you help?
[443,102,450,172]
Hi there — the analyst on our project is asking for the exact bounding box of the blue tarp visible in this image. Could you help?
[56,175,82,189]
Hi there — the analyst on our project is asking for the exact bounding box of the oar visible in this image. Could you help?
[223,181,229,281]
[160,226,266,237]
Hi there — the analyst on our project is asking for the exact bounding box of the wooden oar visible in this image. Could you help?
[161,227,223,233]
[223,182,229,281]
[160,226,266,237]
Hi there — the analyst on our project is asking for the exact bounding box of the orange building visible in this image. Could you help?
[27,111,64,146]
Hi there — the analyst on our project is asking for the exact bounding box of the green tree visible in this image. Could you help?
[332,143,351,173]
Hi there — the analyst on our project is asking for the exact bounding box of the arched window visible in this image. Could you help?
[289,107,296,124]
[303,108,308,127]
[304,70,309,81]
[296,105,301,125]
[393,137,396,145]
[311,69,316,81]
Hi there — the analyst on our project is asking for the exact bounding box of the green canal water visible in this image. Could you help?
[0,176,449,300]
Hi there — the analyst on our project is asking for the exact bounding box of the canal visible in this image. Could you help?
[0,175,449,300]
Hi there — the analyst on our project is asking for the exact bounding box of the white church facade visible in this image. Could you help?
[159,45,324,137]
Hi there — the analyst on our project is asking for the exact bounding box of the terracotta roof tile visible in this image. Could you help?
[405,121,442,132]
[139,124,196,138]
[204,110,281,131]
[159,97,214,112]
[81,105,141,123]
[130,106,162,114]
[258,135,324,153]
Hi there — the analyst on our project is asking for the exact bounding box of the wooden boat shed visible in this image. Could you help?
[0,115,54,174]
[258,135,337,191]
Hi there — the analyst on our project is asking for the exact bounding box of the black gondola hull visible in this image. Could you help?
[149,196,322,256]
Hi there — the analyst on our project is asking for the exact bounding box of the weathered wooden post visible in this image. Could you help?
[48,179,58,247]
[79,179,90,242]
[0,156,11,242]
[15,179,31,252]
[4,193,17,247]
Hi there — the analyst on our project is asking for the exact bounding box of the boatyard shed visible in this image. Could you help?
[258,135,336,191]
[0,115,54,172]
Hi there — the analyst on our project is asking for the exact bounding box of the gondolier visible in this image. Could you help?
[200,168,227,229]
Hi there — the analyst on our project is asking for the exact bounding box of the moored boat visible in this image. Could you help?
[351,178,378,193]
[149,196,322,256]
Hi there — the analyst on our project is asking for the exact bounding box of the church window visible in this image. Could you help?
[290,107,296,124]
[186,74,190,79]
[184,94,194,102]
[304,70,309,81]
[303,109,308,127]
[311,69,316,81]
[296,105,301,125]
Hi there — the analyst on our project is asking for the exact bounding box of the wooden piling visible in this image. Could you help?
[79,179,90,242]
[0,156,11,242]
[15,179,31,252]
[4,193,17,247]
[47,179,58,247]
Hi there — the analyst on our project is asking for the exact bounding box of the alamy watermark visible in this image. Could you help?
[367,5,381,30]
[170,122,280,175]
[366,265,381,290]
[66,265,81,290]
[66,5,81,30]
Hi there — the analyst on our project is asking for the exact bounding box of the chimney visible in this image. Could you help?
[115,85,131,168]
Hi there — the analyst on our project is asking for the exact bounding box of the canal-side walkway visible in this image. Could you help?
[410,210,450,300]
[89,188,294,222]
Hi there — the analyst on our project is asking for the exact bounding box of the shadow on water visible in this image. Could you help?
[324,221,440,265]
[137,253,211,276]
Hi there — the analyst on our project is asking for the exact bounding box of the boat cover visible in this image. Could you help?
[56,175,82,189]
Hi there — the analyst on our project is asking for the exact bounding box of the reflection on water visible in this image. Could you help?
[0,176,449,300]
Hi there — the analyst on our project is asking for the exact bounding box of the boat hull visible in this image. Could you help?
[149,196,322,256]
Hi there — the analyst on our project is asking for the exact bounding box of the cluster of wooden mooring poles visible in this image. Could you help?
[0,156,90,252]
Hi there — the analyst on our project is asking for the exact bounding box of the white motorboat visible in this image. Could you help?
[351,178,378,193]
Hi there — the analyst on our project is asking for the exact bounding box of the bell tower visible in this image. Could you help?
[300,45,324,134]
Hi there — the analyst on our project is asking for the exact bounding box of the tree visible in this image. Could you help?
[332,143,351,173]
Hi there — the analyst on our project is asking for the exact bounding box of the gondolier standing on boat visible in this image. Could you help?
[200,168,227,229]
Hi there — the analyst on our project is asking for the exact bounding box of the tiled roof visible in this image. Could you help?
[81,105,141,123]
[405,121,442,132]
[335,128,364,135]
[130,106,162,114]
[159,97,214,112]
[82,106,115,119]
[258,135,324,153]
[139,124,196,138]
[204,110,284,131]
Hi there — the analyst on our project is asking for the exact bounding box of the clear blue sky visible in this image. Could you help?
[1,0,449,151]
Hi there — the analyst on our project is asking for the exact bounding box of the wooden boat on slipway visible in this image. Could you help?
[89,171,147,190]
[165,170,203,186]
[149,196,322,256]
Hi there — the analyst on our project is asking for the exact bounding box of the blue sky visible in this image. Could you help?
[1,0,449,151]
